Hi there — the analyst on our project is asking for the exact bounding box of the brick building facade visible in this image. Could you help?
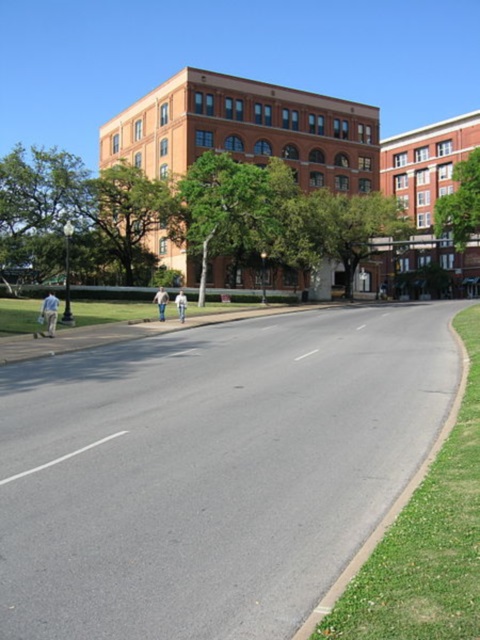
[99,67,380,291]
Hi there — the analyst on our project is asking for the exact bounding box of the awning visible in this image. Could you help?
[462,277,480,285]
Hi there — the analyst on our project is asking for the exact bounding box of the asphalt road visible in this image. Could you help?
[0,301,469,640]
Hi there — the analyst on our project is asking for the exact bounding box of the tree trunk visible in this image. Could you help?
[198,238,209,307]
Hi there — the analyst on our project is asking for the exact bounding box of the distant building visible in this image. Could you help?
[99,67,380,292]
[377,111,480,299]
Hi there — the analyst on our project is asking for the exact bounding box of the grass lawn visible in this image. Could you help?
[311,303,480,639]
[0,296,264,337]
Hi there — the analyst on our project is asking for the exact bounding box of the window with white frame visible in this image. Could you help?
[159,164,168,179]
[397,194,409,210]
[398,257,410,272]
[415,146,429,162]
[335,175,349,191]
[134,119,142,141]
[358,156,372,171]
[417,211,431,228]
[437,140,452,157]
[438,163,453,180]
[439,185,454,197]
[440,253,455,269]
[394,152,408,168]
[418,254,432,267]
[440,231,454,247]
[417,191,431,206]
[395,174,408,190]
[416,169,430,185]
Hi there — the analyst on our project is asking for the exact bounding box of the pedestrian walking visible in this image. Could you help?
[175,290,188,323]
[38,291,61,338]
[153,286,170,322]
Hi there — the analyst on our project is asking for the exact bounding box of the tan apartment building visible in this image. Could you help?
[99,67,380,291]
[378,110,480,299]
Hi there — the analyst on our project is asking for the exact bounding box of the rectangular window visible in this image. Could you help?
[225,97,233,119]
[333,119,341,138]
[112,133,119,154]
[440,253,455,269]
[255,103,263,125]
[335,175,349,191]
[415,146,429,162]
[195,92,203,114]
[417,212,431,228]
[366,125,372,144]
[438,163,453,180]
[265,105,272,126]
[439,185,454,197]
[134,152,142,168]
[292,110,299,131]
[342,120,349,139]
[398,257,410,273]
[160,138,168,157]
[418,254,432,267]
[397,194,409,210]
[417,191,431,206]
[235,99,244,121]
[359,178,371,193]
[395,174,409,190]
[206,94,214,116]
[394,152,408,168]
[437,140,452,157]
[317,115,325,135]
[308,114,315,134]
[159,238,167,255]
[282,108,290,129]
[160,103,168,126]
[358,123,365,143]
[195,130,214,147]
[416,169,430,185]
[134,119,142,141]
[359,156,372,171]
[440,231,454,247]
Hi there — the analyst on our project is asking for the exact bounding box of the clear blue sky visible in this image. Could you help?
[1,0,479,175]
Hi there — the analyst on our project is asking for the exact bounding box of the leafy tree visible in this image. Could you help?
[178,151,277,306]
[309,189,412,300]
[0,144,91,292]
[435,147,480,249]
[85,161,179,286]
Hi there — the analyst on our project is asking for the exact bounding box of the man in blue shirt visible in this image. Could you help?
[40,292,61,338]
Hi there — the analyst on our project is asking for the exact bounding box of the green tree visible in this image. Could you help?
[309,189,412,300]
[178,151,276,306]
[85,161,179,286]
[435,147,480,249]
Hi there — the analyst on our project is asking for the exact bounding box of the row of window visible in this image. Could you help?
[397,184,455,210]
[393,140,453,168]
[195,91,374,142]
[397,253,455,270]
[195,131,373,170]
[394,163,453,190]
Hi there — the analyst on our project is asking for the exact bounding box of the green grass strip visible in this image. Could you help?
[312,304,480,640]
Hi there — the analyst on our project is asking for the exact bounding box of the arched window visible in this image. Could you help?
[309,149,325,164]
[225,135,244,152]
[160,138,168,157]
[334,153,350,168]
[134,119,142,141]
[310,171,324,188]
[282,144,299,160]
[254,139,272,156]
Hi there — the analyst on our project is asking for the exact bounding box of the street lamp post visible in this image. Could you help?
[261,251,267,305]
[62,221,75,325]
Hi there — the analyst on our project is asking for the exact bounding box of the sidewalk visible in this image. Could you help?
[0,304,329,366]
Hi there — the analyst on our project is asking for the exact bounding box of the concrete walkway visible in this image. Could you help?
[0,304,332,366]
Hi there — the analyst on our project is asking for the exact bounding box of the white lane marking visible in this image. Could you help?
[295,349,319,362]
[169,348,198,358]
[0,431,129,487]
[261,324,278,331]
[357,324,366,331]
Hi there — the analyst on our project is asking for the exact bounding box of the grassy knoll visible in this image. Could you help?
[311,303,480,639]
[0,297,262,337]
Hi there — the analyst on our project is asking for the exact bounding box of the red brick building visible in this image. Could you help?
[99,67,380,292]
[376,110,480,299]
